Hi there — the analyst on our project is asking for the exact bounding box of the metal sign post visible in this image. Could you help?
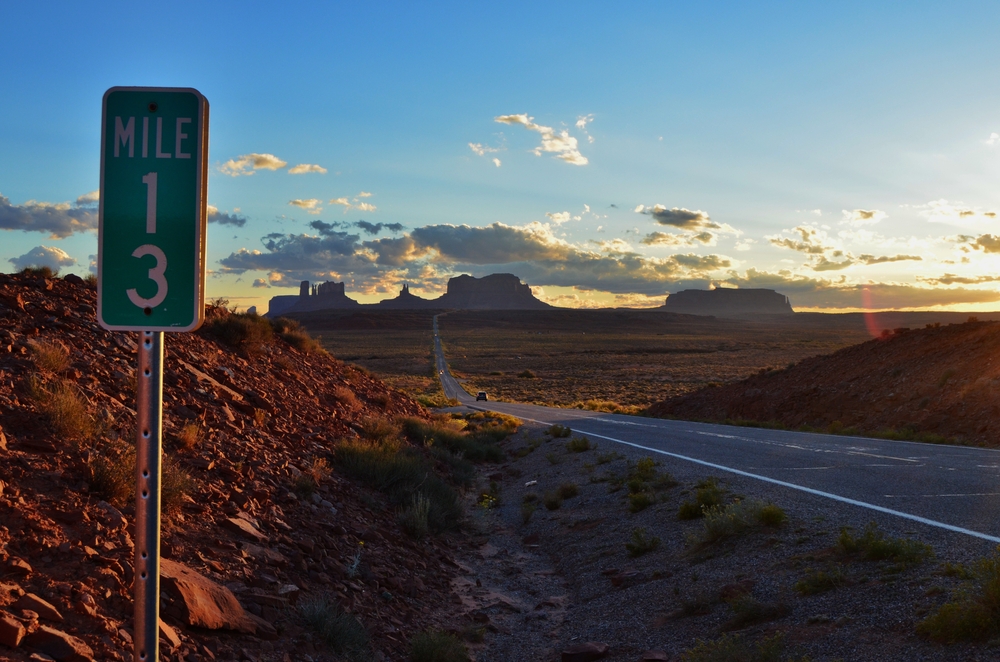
[98,87,208,662]
[135,331,164,661]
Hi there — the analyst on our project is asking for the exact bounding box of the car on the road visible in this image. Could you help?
[476,391,488,401]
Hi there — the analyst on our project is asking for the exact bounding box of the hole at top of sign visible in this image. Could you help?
[144,307,152,316]
[148,102,157,112]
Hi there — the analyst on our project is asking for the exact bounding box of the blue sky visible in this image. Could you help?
[5,1,1000,312]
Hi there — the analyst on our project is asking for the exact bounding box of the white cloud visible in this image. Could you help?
[288,163,327,174]
[494,113,588,165]
[206,205,247,227]
[0,194,96,238]
[251,278,270,288]
[220,153,288,176]
[493,158,502,167]
[546,211,571,225]
[841,209,887,227]
[9,245,76,272]
[330,197,351,207]
[358,191,373,198]
[735,239,756,251]
[575,114,595,143]
[987,132,1000,146]
[920,199,997,226]
[76,190,99,206]
[289,199,322,214]
[355,202,377,212]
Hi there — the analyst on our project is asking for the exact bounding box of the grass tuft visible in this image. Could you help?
[566,436,593,452]
[917,550,1000,642]
[202,311,274,351]
[678,478,725,520]
[543,491,563,510]
[333,438,462,532]
[795,566,848,595]
[558,482,579,499]
[410,629,470,662]
[26,375,95,440]
[398,494,431,538]
[837,522,933,566]
[547,424,571,438]
[175,423,202,452]
[299,594,371,661]
[29,340,70,374]
[690,499,786,548]
[625,527,660,557]
[680,633,788,662]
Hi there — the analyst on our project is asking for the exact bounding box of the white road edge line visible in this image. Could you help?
[495,409,1000,545]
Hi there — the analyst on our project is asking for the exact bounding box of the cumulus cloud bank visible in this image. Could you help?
[0,194,97,238]
[494,114,588,165]
[207,205,248,227]
[9,245,76,271]
[221,219,735,297]
[220,153,289,176]
[288,163,327,174]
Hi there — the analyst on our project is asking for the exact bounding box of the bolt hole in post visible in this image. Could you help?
[148,102,157,112]
[144,307,152,315]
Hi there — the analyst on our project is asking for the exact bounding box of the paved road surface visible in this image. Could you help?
[433,315,1000,544]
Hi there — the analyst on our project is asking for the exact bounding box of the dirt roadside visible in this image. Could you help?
[453,420,1000,661]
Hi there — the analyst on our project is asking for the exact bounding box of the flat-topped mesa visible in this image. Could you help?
[663,288,794,317]
[436,273,552,310]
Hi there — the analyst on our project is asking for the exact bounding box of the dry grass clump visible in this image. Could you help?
[547,424,571,438]
[331,386,361,410]
[723,595,790,631]
[558,482,579,499]
[795,566,848,595]
[566,436,593,452]
[360,416,401,444]
[543,491,562,510]
[411,629,469,662]
[401,415,507,463]
[678,478,726,520]
[398,494,431,538]
[85,437,194,513]
[689,499,786,548]
[918,550,1000,642]
[572,399,644,415]
[680,632,788,662]
[21,265,58,278]
[25,375,95,440]
[299,594,371,661]
[202,310,273,351]
[837,522,933,566]
[29,340,70,374]
[625,527,660,557]
[271,317,326,354]
[175,423,202,452]
[333,437,462,532]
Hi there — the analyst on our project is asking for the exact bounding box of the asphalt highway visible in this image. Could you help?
[432,315,1000,544]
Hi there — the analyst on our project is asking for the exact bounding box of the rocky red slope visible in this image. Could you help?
[649,319,1000,445]
[0,271,475,661]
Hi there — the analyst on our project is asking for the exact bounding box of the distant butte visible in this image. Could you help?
[662,288,794,317]
[267,273,550,315]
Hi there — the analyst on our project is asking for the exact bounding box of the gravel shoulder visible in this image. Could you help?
[455,420,1000,661]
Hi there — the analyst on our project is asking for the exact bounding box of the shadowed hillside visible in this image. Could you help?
[0,271,514,661]
[650,319,1000,445]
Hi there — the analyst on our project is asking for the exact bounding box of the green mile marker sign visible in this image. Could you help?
[98,87,209,332]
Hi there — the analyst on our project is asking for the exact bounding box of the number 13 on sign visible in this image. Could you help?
[98,87,208,332]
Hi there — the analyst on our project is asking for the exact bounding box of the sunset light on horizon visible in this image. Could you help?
[5,2,1000,313]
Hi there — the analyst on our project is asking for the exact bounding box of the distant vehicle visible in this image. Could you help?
[476,391,488,401]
